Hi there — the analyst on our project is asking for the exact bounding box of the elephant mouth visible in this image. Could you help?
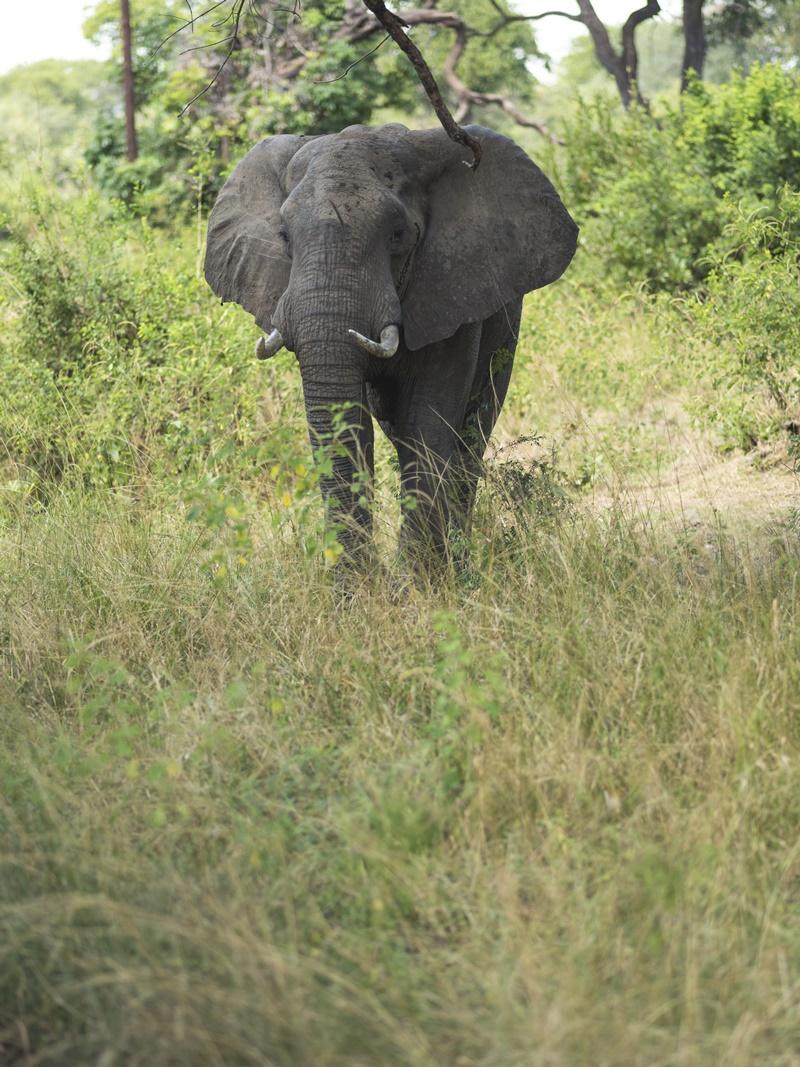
[256,323,400,362]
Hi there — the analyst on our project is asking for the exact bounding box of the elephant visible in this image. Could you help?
[204,122,578,569]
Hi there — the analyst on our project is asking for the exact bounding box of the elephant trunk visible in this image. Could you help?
[292,303,375,560]
[277,244,398,564]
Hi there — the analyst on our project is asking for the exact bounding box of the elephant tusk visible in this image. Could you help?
[255,328,284,360]
[347,324,400,360]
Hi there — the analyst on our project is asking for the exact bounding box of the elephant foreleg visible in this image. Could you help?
[450,302,521,533]
[396,440,455,561]
[390,321,482,565]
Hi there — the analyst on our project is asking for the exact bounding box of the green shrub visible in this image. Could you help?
[688,189,800,447]
[3,188,140,375]
[680,64,800,206]
[563,63,800,292]
[0,184,304,491]
[563,101,721,291]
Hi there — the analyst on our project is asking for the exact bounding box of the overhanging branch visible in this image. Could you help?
[358,0,483,166]
[339,2,564,142]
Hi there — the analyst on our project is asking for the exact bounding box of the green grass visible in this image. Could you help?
[3,189,800,1065]
[3,475,800,1065]
[503,280,697,485]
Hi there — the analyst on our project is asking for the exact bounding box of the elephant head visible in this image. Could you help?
[205,123,577,555]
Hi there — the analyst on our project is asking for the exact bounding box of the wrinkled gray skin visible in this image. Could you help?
[205,123,578,567]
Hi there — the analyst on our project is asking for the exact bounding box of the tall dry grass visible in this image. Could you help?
[2,474,800,1066]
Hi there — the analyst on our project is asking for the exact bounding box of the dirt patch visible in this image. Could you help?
[589,445,799,530]
[494,408,799,531]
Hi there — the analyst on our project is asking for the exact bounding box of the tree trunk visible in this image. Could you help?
[681,0,706,92]
[120,0,138,162]
[576,0,660,110]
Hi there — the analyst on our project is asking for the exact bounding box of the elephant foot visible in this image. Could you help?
[330,537,384,601]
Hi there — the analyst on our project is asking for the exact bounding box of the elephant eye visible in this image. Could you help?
[391,227,404,244]
[278,226,290,247]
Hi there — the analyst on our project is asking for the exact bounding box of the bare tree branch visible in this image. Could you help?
[150,0,230,60]
[359,0,483,166]
[312,33,391,83]
[621,0,661,93]
[178,0,247,114]
[436,17,561,140]
[484,0,583,32]
[339,3,583,44]
[336,3,564,141]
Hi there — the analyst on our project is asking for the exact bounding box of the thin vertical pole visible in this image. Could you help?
[121,0,138,161]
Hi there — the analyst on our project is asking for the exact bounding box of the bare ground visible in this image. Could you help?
[494,404,799,532]
[589,447,800,529]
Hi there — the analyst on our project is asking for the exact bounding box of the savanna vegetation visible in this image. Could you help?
[1,2,799,1063]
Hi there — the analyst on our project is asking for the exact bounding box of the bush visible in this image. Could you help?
[3,187,140,375]
[688,189,800,447]
[680,64,800,206]
[563,63,800,292]
[0,184,304,491]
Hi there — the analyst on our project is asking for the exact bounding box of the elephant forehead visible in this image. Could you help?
[284,175,402,230]
[287,130,415,192]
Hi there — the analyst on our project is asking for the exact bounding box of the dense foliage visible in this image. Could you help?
[562,63,800,291]
[1,188,283,490]
[690,189,800,446]
[80,0,539,212]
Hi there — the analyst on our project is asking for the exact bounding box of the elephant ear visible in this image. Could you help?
[402,126,578,351]
[204,135,313,331]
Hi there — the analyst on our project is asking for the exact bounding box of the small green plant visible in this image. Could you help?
[491,446,573,524]
[185,474,255,586]
[427,610,508,796]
